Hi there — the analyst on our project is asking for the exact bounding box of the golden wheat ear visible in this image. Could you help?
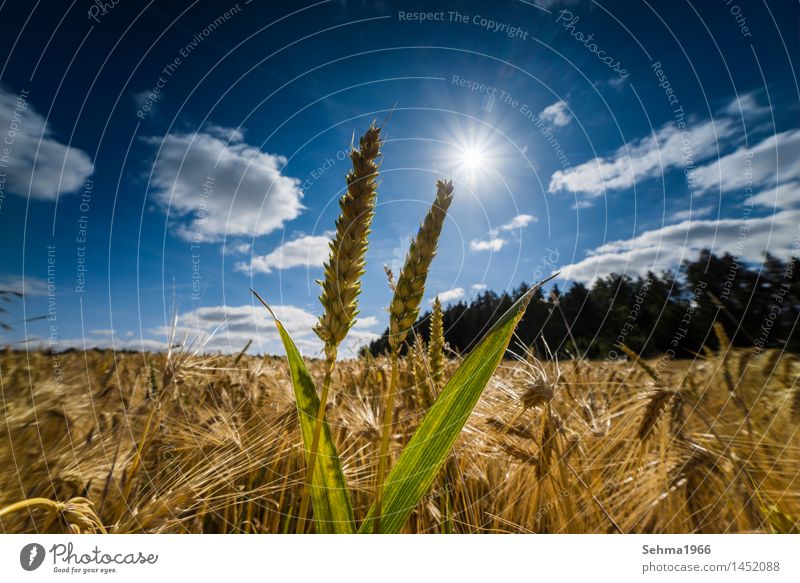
[314,123,382,355]
[388,179,454,352]
[374,178,455,531]
[298,123,382,533]
[428,295,446,394]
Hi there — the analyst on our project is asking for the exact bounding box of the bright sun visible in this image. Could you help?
[456,144,488,183]
[461,146,485,170]
[444,127,500,186]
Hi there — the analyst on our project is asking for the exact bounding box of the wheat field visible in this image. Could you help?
[1,125,798,535]
[1,340,797,534]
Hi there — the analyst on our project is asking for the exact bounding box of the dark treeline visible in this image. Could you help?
[365,250,800,359]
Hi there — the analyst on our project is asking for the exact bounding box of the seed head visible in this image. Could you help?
[315,124,382,352]
[428,296,445,393]
[389,179,454,352]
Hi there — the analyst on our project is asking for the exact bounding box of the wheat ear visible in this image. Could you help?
[314,123,382,351]
[0,496,106,534]
[411,334,434,409]
[388,179,454,351]
[374,178,454,532]
[297,123,382,533]
[428,296,445,395]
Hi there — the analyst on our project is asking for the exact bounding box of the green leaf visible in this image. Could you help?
[359,277,554,533]
[252,291,356,534]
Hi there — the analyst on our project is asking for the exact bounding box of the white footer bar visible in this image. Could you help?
[1,534,797,582]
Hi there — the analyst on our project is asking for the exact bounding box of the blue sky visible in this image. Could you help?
[0,0,798,356]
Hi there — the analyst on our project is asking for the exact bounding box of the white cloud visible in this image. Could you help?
[604,76,628,91]
[471,283,487,291]
[751,181,800,209]
[145,129,303,242]
[559,209,800,283]
[205,123,245,143]
[132,89,161,116]
[549,117,736,197]
[671,204,716,221]
[721,91,769,119]
[150,303,375,357]
[470,237,506,252]
[484,214,535,245]
[28,303,376,357]
[693,130,800,195]
[154,304,316,354]
[238,234,331,273]
[222,242,253,255]
[0,86,93,200]
[434,287,465,303]
[539,101,572,127]
[353,315,378,328]
[572,200,595,210]
[498,213,537,231]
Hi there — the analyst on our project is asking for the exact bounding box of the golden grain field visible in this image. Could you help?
[1,342,797,534]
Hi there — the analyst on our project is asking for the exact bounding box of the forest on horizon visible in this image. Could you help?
[365,250,800,360]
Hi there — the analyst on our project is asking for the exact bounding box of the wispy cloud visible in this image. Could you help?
[693,130,800,195]
[470,238,505,252]
[671,204,715,221]
[237,234,331,273]
[539,100,572,127]
[433,287,465,303]
[204,123,245,143]
[222,242,253,255]
[475,214,536,251]
[151,303,375,357]
[751,181,800,209]
[353,315,378,328]
[549,117,737,197]
[559,209,800,283]
[497,213,537,231]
